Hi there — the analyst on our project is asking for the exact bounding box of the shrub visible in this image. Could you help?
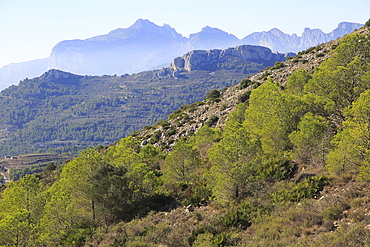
[259,72,271,80]
[257,156,295,181]
[183,182,212,206]
[238,91,251,103]
[206,116,219,127]
[160,121,171,130]
[271,175,330,203]
[239,79,253,89]
[205,89,221,100]
[321,205,344,220]
[164,128,176,137]
[272,61,285,69]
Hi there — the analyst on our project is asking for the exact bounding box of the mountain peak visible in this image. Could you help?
[129,18,157,29]
[190,26,238,40]
[41,69,81,81]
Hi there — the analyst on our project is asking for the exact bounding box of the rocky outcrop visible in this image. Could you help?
[170,45,295,72]
[40,69,82,81]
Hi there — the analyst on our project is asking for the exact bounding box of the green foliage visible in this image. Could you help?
[0,66,253,157]
[205,89,221,100]
[238,91,251,103]
[239,78,253,89]
[271,175,330,203]
[2,31,370,246]
[284,69,311,96]
[193,125,222,146]
[0,175,45,246]
[162,142,202,188]
[257,155,295,181]
[244,79,301,153]
[289,113,332,166]
[220,203,263,229]
[304,33,370,122]
[327,89,370,176]
[272,61,285,69]
[182,181,212,206]
[209,116,261,202]
[206,115,219,127]
[9,164,45,181]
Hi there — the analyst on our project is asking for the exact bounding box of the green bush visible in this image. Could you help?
[206,116,219,127]
[257,156,295,181]
[272,61,285,69]
[205,89,221,100]
[271,175,330,203]
[259,72,271,80]
[239,79,253,89]
[164,128,176,137]
[238,91,251,103]
[321,205,344,220]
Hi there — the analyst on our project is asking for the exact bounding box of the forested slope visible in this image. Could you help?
[0,57,263,157]
[1,24,370,246]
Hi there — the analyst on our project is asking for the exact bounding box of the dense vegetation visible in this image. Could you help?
[1,29,370,246]
[0,59,265,157]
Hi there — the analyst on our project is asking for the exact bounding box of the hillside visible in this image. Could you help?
[0,45,290,157]
[0,153,71,182]
[0,23,370,247]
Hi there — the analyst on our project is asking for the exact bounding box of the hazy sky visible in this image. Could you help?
[0,0,369,68]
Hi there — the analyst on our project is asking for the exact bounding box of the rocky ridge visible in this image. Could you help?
[169,45,295,72]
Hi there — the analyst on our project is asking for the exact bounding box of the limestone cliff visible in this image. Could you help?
[170,45,295,72]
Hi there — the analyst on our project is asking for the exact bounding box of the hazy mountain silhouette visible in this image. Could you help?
[0,19,363,90]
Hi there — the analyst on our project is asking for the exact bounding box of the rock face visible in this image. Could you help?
[40,69,82,81]
[170,45,294,71]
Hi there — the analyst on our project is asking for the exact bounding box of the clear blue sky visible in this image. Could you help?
[0,0,369,68]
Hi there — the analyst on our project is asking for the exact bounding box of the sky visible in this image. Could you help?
[0,0,369,68]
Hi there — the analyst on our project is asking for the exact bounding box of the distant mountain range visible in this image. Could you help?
[0,19,363,90]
